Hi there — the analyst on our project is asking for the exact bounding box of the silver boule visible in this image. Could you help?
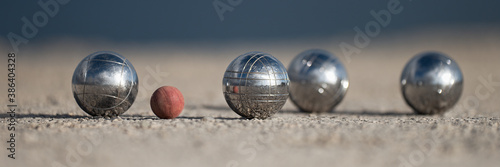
[223,51,289,119]
[400,52,463,115]
[288,49,349,113]
[72,51,139,117]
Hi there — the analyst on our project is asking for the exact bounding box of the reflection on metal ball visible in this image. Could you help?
[72,51,139,117]
[223,51,289,119]
[400,52,463,115]
[288,49,349,113]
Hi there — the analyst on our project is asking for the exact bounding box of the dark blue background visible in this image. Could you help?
[1,0,499,42]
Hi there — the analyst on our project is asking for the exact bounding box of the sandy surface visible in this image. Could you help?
[1,26,500,167]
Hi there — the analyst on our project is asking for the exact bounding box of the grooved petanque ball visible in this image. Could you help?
[150,86,184,119]
[72,51,139,117]
[222,51,290,119]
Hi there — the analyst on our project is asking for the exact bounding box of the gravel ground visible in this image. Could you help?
[1,27,500,167]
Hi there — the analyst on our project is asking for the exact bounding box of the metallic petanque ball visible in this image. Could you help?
[223,51,289,119]
[400,52,463,115]
[288,49,349,113]
[72,51,139,117]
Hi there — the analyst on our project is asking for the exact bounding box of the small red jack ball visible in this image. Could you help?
[150,86,184,119]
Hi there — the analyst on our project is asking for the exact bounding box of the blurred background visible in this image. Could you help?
[1,0,500,43]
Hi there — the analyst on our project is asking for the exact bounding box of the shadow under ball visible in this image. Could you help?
[400,52,463,115]
[72,51,139,117]
[222,51,290,119]
[288,49,349,113]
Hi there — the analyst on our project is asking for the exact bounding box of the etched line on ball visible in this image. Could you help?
[83,59,126,65]
[116,58,126,106]
[225,71,287,74]
[261,56,274,104]
[239,53,261,110]
[244,54,266,111]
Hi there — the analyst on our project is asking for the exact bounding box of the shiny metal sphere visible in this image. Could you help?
[400,52,463,115]
[223,51,289,119]
[288,49,349,113]
[72,51,139,117]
